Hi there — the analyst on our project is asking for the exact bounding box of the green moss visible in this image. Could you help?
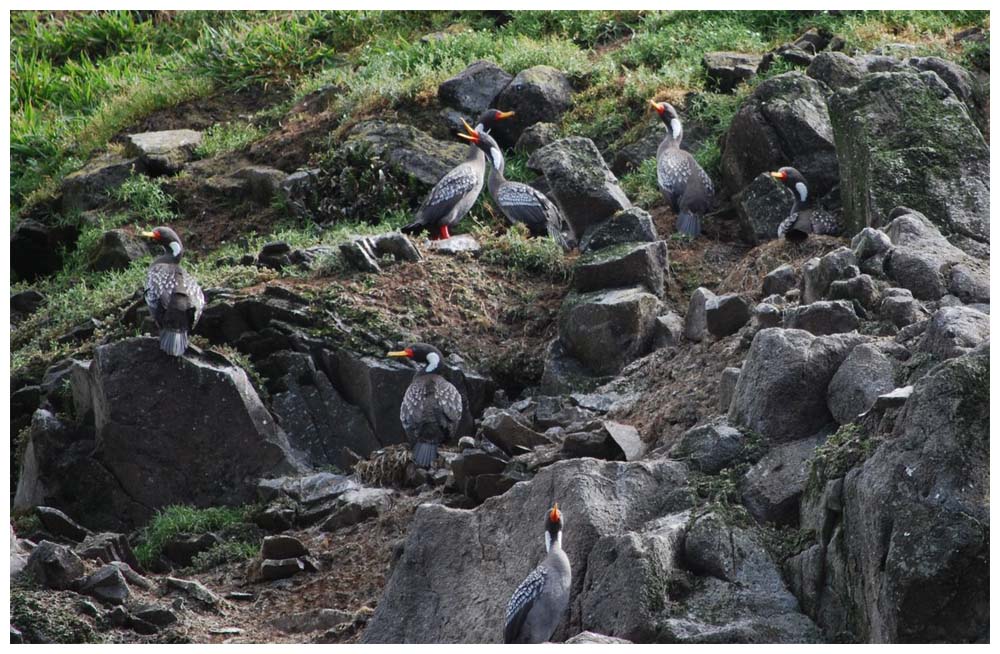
[805,423,878,495]
[11,588,101,644]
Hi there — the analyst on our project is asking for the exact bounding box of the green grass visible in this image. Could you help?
[133,504,256,568]
[110,174,176,222]
[195,121,266,158]
[475,222,571,281]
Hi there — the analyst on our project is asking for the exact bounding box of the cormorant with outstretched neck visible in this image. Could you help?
[141,226,205,356]
[651,100,715,238]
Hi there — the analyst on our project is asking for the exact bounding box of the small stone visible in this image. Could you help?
[133,605,178,627]
[684,287,715,342]
[652,311,684,349]
[718,367,742,413]
[261,535,309,560]
[705,294,751,338]
[259,558,305,581]
[24,540,85,590]
[425,234,480,255]
[166,577,222,608]
[783,300,859,335]
[762,264,799,297]
[105,605,129,628]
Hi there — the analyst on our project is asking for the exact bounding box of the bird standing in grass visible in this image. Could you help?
[504,503,571,644]
[141,226,204,356]
[387,343,463,468]
[459,120,570,249]
[770,166,842,242]
[651,100,715,238]
[402,109,515,240]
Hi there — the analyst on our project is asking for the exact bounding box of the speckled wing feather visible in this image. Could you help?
[145,263,175,326]
[810,209,841,236]
[504,565,547,643]
[656,149,692,210]
[400,375,462,448]
[413,163,479,225]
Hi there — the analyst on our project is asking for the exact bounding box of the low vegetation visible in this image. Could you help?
[133,504,258,568]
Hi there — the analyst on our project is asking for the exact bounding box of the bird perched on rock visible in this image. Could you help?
[504,503,571,644]
[770,166,842,242]
[402,110,515,240]
[459,120,570,249]
[141,226,204,356]
[387,343,463,467]
[651,100,715,238]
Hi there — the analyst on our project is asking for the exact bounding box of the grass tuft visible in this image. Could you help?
[133,504,256,568]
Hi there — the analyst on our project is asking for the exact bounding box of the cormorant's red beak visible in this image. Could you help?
[649,100,665,115]
[549,503,562,523]
[770,171,788,181]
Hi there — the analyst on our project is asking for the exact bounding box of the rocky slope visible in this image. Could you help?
[10,12,989,645]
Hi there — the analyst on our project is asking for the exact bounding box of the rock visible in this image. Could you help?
[162,532,221,567]
[806,51,866,90]
[684,287,715,342]
[24,540,85,590]
[742,432,828,525]
[539,339,609,395]
[763,264,799,297]
[558,287,662,376]
[88,229,149,272]
[320,488,394,531]
[165,577,222,609]
[669,418,746,474]
[571,240,668,297]
[437,60,513,115]
[279,168,322,221]
[578,207,657,253]
[884,209,989,301]
[801,247,858,304]
[827,274,881,311]
[827,344,895,425]
[261,535,309,560]
[10,526,31,579]
[259,557,306,581]
[514,122,560,154]
[783,300,859,335]
[919,306,990,360]
[79,564,130,605]
[491,65,574,146]
[11,289,45,318]
[752,303,784,332]
[425,234,480,255]
[362,458,691,643]
[450,449,510,501]
[703,51,763,92]
[272,608,354,634]
[133,604,177,628]
[866,385,914,413]
[705,294,751,338]
[528,137,631,240]
[105,605,129,627]
[720,72,838,199]
[35,506,89,543]
[598,421,645,462]
[880,292,926,328]
[906,56,988,132]
[257,351,378,470]
[729,329,866,443]
[257,471,359,505]
[232,165,287,203]
[851,226,892,275]
[565,631,633,644]
[609,127,662,176]
[652,311,684,349]
[718,367,742,413]
[733,171,803,244]
[60,152,138,211]
[72,338,304,528]
[479,408,552,454]
[11,220,73,282]
[773,44,815,67]
[830,72,989,252]
[345,120,466,186]
[123,129,202,175]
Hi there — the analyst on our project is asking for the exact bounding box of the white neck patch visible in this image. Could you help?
[425,352,440,373]
[490,146,505,173]
[169,241,182,258]
[794,181,808,203]
[670,118,682,141]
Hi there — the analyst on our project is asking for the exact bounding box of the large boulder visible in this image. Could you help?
[703,52,763,92]
[23,540,85,590]
[826,343,896,424]
[72,338,304,527]
[88,229,149,272]
[60,152,138,212]
[344,121,467,186]
[720,72,838,199]
[668,418,746,474]
[571,241,668,297]
[705,294,752,338]
[919,306,990,360]
[829,71,989,252]
[491,66,573,146]
[782,300,859,336]
[558,287,662,376]
[736,173,796,244]
[578,207,658,253]
[741,432,828,526]
[528,137,632,240]
[806,52,867,91]
[729,329,866,443]
[362,457,691,643]
[437,60,513,116]
[906,56,988,133]
[123,129,202,176]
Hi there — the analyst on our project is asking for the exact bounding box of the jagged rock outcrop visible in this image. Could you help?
[344,121,467,186]
[491,65,573,146]
[437,60,513,116]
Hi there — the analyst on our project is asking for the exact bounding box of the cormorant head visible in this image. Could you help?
[458,120,505,172]
[649,100,682,141]
[140,226,184,260]
[545,503,563,552]
[387,343,445,373]
[475,108,515,132]
[770,167,810,203]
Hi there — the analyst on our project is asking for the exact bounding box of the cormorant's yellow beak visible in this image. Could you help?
[649,99,663,114]
[387,350,411,358]
[770,171,786,180]
[497,110,515,119]
[140,231,157,238]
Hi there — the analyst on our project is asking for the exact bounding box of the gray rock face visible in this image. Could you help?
[884,209,989,301]
[880,293,927,328]
[362,458,691,643]
[79,564,130,605]
[345,120,466,186]
[652,311,684,350]
[528,137,631,240]
[827,343,896,424]
[491,66,573,146]
[60,153,137,212]
[906,56,988,132]
[720,72,838,198]
[320,488,394,531]
[705,294,752,338]
[578,207,657,253]
[763,264,799,297]
[684,287,715,342]
[742,432,828,526]
[36,506,90,542]
[669,418,746,474]
[78,338,304,527]
[806,51,867,90]
[437,60,513,115]
[719,367,742,413]
[783,300,860,335]
[123,129,202,175]
[571,241,668,297]
[258,351,378,470]
[703,51,763,92]
[801,247,859,304]
[919,306,990,360]
[514,121,560,154]
[88,229,149,272]
[480,408,552,454]
[24,541,85,590]
[729,328,866,443]
[559,287,661,376]
[830,72,989,252]
[827,274,881,312]
[736,173,796,244]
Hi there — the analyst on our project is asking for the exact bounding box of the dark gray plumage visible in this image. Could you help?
[463,126,570,249]
[504,504,571,644]
[652,100,714,238]
[771,167,842,242]
[387,343,463,468]
[141,226,204,357]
